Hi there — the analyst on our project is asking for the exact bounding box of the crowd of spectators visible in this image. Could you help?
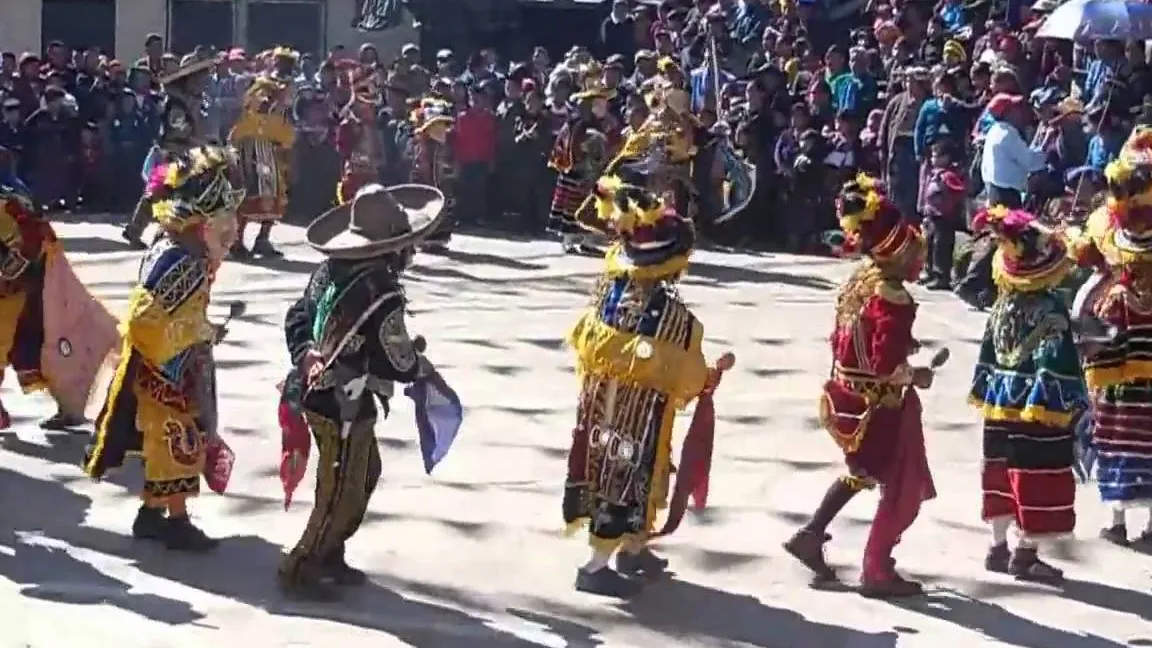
[0,0,1148,287]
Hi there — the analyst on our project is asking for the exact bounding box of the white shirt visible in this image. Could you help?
[981,121,1045,192]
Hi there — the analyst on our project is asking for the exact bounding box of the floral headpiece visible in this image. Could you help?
[832,173,921,265]
[837,172,883,234]
[149,146,244,231]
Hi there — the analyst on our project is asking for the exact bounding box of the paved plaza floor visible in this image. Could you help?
[2,221,1150,648]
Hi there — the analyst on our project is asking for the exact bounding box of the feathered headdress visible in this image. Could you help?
[149,146,244,231]
[412,97,454,134]
[590,166,694,272]
[272,46,299,61]
[832,173,920,265]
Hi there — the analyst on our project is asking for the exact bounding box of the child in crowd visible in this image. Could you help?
[920,140,966,290]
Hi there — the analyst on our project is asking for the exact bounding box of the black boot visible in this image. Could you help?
[1008,547,1065,585]
[39,410,87,431]
[1100,524,1130,547]
[163,515,219,552]
[229,240,251,259]
[131,505,167,541]
[251,226,283,257]
[985,542,1010,573]
[783,478,859,582]
[615,547,669,576]
[322,554,369,587]
[278,563,342,601]
[575,566,640,598]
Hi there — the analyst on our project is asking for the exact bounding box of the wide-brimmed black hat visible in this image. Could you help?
[306,183,445,259]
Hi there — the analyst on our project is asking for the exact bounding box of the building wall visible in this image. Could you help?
[0,0,417,60]
[0,0,42,55]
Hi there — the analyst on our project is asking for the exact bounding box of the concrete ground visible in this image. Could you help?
[2,221,1151,648]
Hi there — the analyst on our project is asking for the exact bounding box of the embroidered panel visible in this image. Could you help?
[990,293,1068,369]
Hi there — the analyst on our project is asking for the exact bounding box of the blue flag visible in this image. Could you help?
[405,370,463,474]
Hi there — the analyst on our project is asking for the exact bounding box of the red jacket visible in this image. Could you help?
[453,107,497,165]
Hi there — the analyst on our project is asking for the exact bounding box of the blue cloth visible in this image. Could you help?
[1096,381,1152,503]
[1086,131,1123,172]
[938,2,967,32]
[731,0,769,44]
[837,74,878,115]
[690,66,735,114]
[970,291,1088,420]
[1084,58,1118,110]
[914,97,965,159]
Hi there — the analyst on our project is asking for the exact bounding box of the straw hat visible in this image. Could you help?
[158,55,214,86]
[306,183,445,259]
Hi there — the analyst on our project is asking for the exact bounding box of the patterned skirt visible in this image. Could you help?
[1094,380,1152,506]
[550,171,592,233]
[563,376,674,552]
[236,139,287,222]
[981,420,1076,537]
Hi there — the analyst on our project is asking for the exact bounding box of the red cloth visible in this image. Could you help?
[203,435,235,495]
[655,381,719,538]
[861,389,936,583]
[981,422,1076,536]
[278,394,311,511]
[453,107,497,165]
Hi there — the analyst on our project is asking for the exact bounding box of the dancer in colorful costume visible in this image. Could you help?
[563,165,734,598]
[1068,128,1152,548]
[784,175,937,597]
[409,98,455,251]
[277,183,446,600]
[335,76,385,205]
[0,178,119,430]
[230,47,297,258]
[122,55,215,247]
[549,71,611,254]
[968,205,1086,584]
[85,145,243,551]
[587,78,697,218]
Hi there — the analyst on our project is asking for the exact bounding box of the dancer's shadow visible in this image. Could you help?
[1060,578,1152,621]
[891,589,1129,648]
[128,532,601,646]
[618,577,899,647]
[0,467,203,625]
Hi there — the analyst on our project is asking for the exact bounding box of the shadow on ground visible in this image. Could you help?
[892,590,1132,648]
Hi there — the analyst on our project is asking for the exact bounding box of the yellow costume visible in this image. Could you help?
[230,47,296,256]
[563,167,730,597]
[85,146,243,551]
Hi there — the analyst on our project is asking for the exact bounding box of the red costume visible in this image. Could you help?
[334,74,385,205]
[785,175,937,597]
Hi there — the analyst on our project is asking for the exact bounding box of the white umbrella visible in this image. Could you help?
[1037,0,1152,40]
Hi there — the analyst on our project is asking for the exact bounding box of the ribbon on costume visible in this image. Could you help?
[653,361,729,538]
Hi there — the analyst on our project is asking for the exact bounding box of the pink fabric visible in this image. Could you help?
[146,164,170,197]
[39,248,119,417]
[861,389,936,582]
